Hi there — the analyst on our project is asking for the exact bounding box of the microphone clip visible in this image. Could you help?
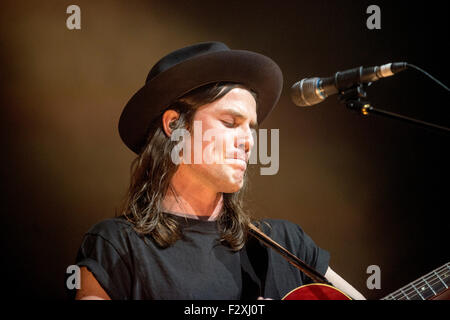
[338,83,373,116]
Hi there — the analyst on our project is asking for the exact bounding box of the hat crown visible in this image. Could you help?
[145,42,230,84]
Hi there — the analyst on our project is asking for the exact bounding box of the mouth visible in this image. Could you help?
[225,151,248,162]
[225,158,247,170]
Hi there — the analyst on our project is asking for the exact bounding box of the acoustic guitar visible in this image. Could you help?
[248,223,449,300]
[282,262,450,300]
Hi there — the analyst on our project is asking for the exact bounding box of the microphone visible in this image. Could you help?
[291,62,408,106]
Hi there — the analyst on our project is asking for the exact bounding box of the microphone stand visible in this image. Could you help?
[338,84,450,133]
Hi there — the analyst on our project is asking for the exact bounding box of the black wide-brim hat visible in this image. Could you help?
[119,41,283,154]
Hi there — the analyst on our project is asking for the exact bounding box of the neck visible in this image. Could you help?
[162,170,224,220]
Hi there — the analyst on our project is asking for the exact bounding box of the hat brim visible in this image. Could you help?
[119,49,283,154]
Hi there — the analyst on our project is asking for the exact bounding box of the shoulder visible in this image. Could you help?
[254,218,330,274]
[257,218,305,237]
[81,217,138,254]
[255,218,315,249]
[253,219,309,247]
[85,216,134,237]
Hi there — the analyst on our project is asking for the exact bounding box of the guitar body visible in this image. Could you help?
[282,283,352,300]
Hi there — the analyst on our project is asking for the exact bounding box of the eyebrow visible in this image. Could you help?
[219,107,258,130]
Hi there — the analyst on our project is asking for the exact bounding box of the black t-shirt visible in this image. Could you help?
[72,214,330,300]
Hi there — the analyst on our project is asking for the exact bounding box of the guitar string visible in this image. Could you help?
[391,276,444,300]
[382,264,448,300]
[393,264,449,300]
[390,263,449,300]
[385,263,449,300]
[388,275,441,300]
[389,272,444,300]
[388,265,449,300]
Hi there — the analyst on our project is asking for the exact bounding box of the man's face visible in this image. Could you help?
[178,87,257,193]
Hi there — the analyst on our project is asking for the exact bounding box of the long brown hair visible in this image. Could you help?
[118,82,257,251]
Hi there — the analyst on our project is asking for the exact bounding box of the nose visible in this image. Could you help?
[235,126,254,154]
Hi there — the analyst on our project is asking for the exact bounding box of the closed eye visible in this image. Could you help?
[221,120,236,128]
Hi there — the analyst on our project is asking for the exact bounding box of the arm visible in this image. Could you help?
[75,266,111,300]
[325,267,366,300]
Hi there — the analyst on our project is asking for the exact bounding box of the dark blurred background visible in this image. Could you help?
[1,0,448,300]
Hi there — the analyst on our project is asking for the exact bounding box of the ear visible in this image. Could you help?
[162,109,180,137]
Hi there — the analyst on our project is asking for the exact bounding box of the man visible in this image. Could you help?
[73,42,365,300]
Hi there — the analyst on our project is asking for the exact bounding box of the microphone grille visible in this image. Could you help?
[290,78,325,107]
